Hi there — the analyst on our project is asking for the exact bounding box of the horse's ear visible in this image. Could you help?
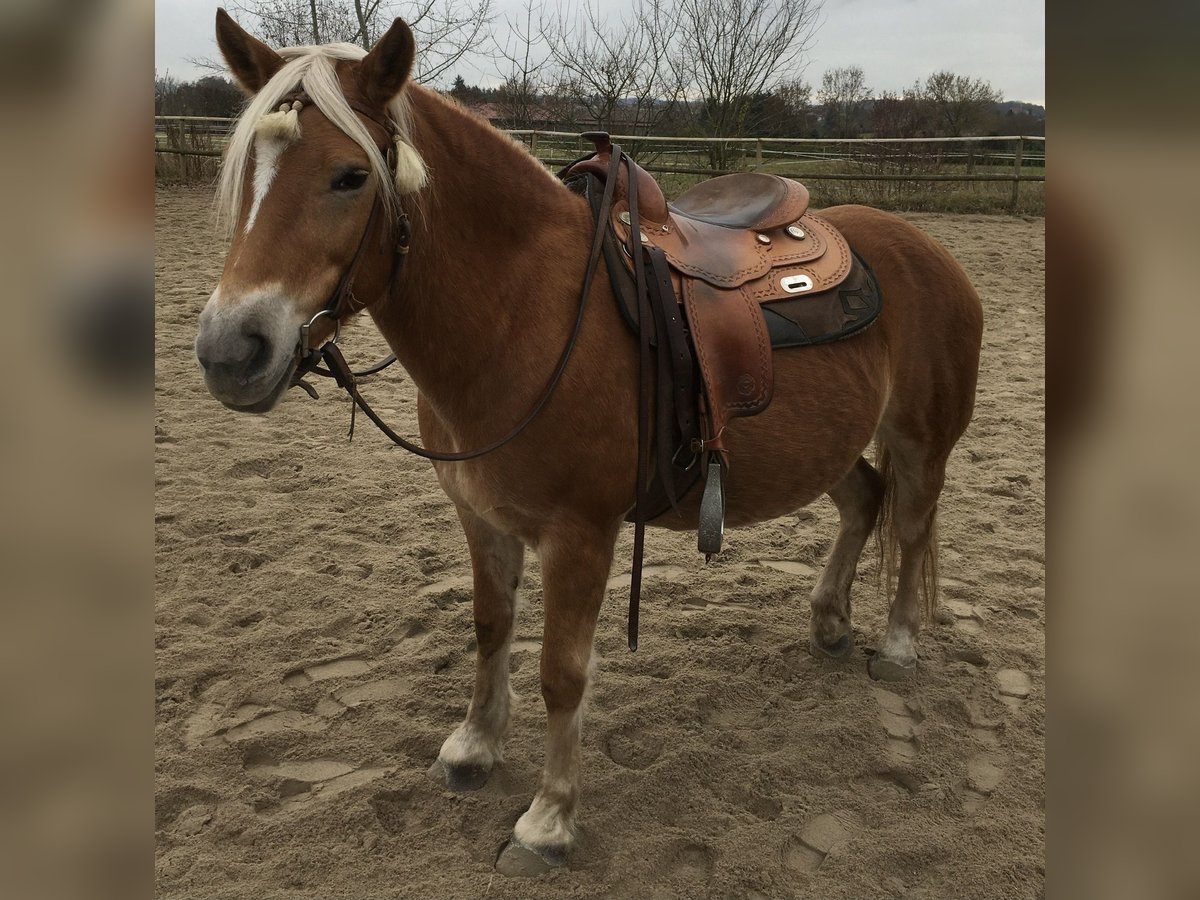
[358,18,416,109]
[216,8,285,95]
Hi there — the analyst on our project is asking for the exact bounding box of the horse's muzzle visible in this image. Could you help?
[195,293,301,412]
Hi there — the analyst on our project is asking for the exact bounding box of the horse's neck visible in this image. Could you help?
[370,87,593,425]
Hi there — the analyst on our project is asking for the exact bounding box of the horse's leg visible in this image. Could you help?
[809,456,885,658]
[437,507,524,791]
[868,440,947,681]
[499,522,616,873]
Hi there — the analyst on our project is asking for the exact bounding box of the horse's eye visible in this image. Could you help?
[332,170,369,192]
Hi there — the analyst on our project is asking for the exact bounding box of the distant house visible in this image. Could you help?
[464,101,562,131]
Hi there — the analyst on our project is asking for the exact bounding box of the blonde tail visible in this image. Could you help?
[874,440,939,623]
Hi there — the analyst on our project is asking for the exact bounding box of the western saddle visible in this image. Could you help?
[561,134,882,648]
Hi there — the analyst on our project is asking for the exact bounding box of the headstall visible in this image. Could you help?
[281,93,622,465]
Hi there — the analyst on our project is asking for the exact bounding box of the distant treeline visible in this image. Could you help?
[154,71,1044,140]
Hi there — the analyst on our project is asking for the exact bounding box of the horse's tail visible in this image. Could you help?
[874,440,939,622]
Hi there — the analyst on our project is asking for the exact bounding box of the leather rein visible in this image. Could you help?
[280,102,659,648]
[287,96,623,466]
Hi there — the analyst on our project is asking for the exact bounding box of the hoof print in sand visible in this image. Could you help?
[966,699,1004,745]
[185,691,327,747]
[418,575,473,608]
[370,787,415,835]
[247,758,393,810]
[757,559,817,578]
[962,752,1007,814]
[666,843,716,883]
[783,810,858,873]
[994,668,1032,709]
[942,599,984,635]
[606,564,687,593]
[284,656,372,687]
[333,678,409,708]
[283,655,407,713]
[171,804,212,836]
[872,686,922,763]
[605,725,662,770]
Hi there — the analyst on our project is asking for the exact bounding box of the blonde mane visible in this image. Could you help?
[215,42,422,236]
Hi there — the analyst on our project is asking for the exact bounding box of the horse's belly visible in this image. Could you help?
[654,337,888,531]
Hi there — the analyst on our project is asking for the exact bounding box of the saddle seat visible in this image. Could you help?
[671,171,810,230]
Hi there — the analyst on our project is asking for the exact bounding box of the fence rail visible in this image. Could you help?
[155,119,1045,214]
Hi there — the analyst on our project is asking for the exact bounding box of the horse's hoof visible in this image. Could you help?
[868,654,916,681]
[810,632,854,658]
[495,837,567,877]
[440,760,492,792]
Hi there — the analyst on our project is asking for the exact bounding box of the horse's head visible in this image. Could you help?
[195,10,426,412]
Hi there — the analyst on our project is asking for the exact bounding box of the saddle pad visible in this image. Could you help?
[760,252,883,348]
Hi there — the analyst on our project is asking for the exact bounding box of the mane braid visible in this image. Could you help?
[214,43,421,237]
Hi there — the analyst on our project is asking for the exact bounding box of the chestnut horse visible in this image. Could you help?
[195,12,982,870]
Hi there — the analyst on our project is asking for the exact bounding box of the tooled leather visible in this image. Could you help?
[741,215,853,301]
[612,205,843,289]
[683,279,773,427]
[573,158,669,225]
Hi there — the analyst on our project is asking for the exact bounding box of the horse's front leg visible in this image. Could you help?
[437,507,525,790]
[498,521,617,874]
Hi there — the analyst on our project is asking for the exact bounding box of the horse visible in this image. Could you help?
[194,11,983,871]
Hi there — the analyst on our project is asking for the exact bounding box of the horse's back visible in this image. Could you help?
[820,204,983,341]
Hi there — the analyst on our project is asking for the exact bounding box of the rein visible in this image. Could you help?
[279,98,653,646]
[289,99,624,464]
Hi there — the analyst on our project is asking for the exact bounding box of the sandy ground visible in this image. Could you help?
[155,185,1045,899]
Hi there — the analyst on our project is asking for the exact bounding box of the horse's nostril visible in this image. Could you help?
[196,328,274,385]
[246,333,269,373]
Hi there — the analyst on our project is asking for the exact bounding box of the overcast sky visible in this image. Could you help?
[155,0,1045,105]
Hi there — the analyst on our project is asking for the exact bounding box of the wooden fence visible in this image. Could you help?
[155,118,1045,214]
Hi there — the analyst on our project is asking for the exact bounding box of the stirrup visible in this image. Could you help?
[698,455,726,558]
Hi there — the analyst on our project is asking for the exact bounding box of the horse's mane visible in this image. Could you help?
[215,42,420,236]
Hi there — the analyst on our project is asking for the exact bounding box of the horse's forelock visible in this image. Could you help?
[215,44,421,237]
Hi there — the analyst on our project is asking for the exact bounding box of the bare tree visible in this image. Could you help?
[231,0,358,46]
[871,85,931,138]
[489,1,552,129]
[916,70,1002,136]
[770,77,813,134]
[675,0,821,164]
[406,0,495,83]
[817,65,869,138]
[545,0,684,136]
[226,0,494,84]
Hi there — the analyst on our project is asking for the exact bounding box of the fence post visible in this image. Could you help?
[1010,137,1024,214]
[755,139,763,169]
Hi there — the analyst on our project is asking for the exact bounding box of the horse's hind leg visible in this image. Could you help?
[868,439,947,681]
[810,457,884,657]
[437,507,524,791]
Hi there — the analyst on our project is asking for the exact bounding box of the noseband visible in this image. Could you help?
[283,92,624,465]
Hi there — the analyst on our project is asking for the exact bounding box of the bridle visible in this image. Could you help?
[285,90,411,396]
[271,97,652,647]
[282,91,623,463]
